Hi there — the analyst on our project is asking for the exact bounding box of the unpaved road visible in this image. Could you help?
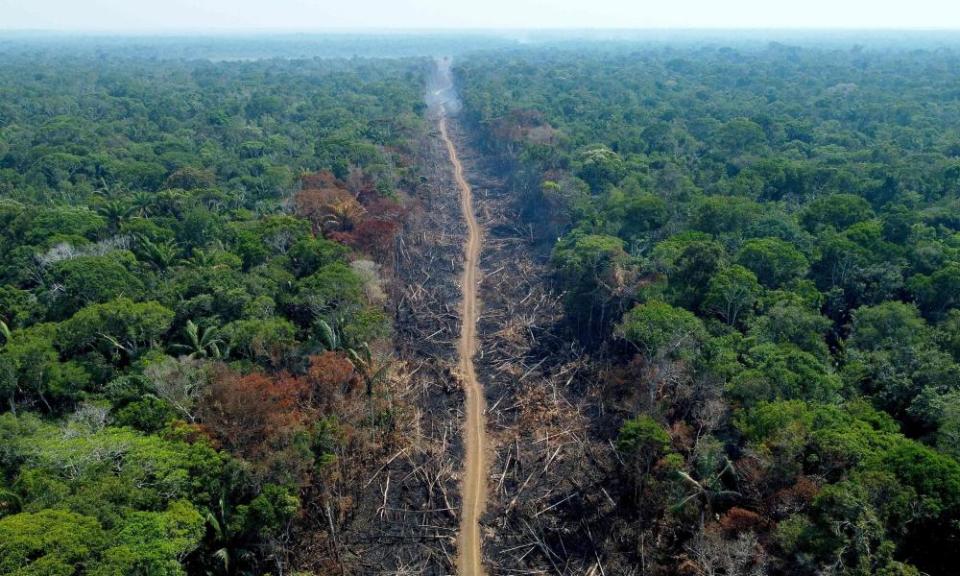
[439,111,488,575]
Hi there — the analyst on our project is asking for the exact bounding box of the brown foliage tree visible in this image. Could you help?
[305,351,361,411]
[719,507,765,536]
[294,186,364,236]
[300,171,340,190]
[200,368,312,461]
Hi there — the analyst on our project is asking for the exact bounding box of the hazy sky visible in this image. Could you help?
[2,0,960,30]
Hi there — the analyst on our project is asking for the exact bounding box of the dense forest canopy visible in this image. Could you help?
[0,47,428,574]
[456,43,960,575]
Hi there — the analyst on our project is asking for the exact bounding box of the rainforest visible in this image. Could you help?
[2,31,960,576]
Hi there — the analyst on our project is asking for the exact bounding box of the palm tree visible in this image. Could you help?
[93,178,127,200]
[183,247,217,269]
[203,493,255,576]
[138,236,180,271]
[315,318,341,351]
[154,189,189,218]
[0,320,10,345]
[130,191,156,217]
[172,320,224,359]
[97,199,132,232]
[345,342,390,427]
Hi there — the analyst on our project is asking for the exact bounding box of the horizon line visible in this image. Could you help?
[3,26,960,35]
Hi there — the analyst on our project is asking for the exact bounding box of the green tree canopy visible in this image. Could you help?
[616,300,706,359]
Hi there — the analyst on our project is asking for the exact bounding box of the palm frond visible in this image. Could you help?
[316,318,339,351]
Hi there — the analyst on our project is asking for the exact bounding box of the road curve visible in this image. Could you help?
[439,112,488,576]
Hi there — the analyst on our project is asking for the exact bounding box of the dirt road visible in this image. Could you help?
[438,111,488,575]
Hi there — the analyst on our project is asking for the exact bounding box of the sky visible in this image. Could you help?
[2,0,960,31]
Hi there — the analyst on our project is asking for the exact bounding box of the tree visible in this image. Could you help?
[728,343,842,406]
[671,240,725,311]
[844,302,960,429]
[940,309,960,362]
[881,204,917,244]
[0,285,41,329]
[136,237,181,271]
[96,501,205,576]
[848,302,930,353]
[293,263,365,324]
[533,177,591,239]
[575,145,625,192]
[704,265,762,327]
[909,263,960,320]
[749,301,832,360]
[220,317,297,365]
[800,193,875,232]
[340,198,404,261]
[145,356,215,424]
[618,414,671,456]
[175,208,224,250]
[48,253,144,318]
[172,320,223,359]
[57,298,174,361]
[617,415,673,478]
[0,502,205,576]
[242,483,300,539]
[879,441,960,574]
[717,117,766,156]
[552,231,634,339]
[617,300,706,360]
[306,351,359,410]
[684,529,767,576]
[95,198,132,233]
[228,216,310,269]
[617,191,669,239]
[0,323,89,411]
[736,238,808,288]
[803,479,900,576]
[164,167,215,191]
[294,179,365,236]
[0,509,106,575]
[286,236,348,279]
[936,391,960,460]
[23,207,105,245]
[616,414,678,516]
[199,368,310,467]
[692,196,763,237]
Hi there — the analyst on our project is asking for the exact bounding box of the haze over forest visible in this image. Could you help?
[3,0,960,30]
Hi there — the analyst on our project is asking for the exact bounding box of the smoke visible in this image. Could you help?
[425,56,461,116]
